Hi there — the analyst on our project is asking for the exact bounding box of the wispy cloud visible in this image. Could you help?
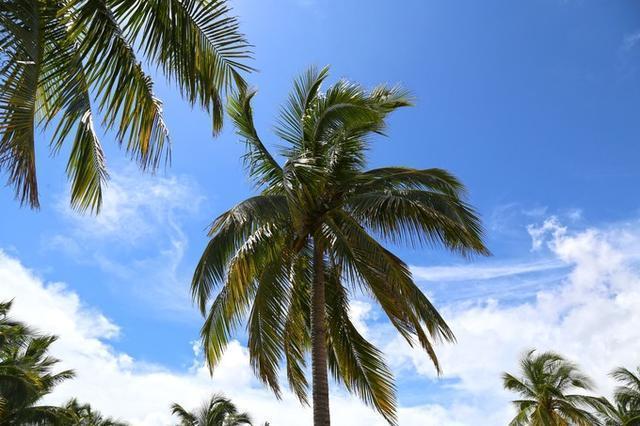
[387,216,640,424]
[411,259,565,282]
[622,30,640,51]
[44,168,205,315]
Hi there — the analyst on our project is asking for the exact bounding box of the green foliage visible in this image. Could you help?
[0,300,75,425]
[65,398,129,425]
[592,367,640,426]
[0,0,251,212]
[503,349,601,426]
[171,394,252,426]
[192,66,489,424]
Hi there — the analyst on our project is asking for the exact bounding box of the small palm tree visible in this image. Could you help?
[192,66,488,425]
[0,0,251,212]
[171,394,252,426]
[65,398,129,425]
[503,349,600,426]
[0,300,75,425]
[593,367,640,426]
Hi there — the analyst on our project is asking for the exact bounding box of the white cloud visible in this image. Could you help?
[57,167,203,244]
[623,31,640,51]
[388,217,640,424]
[411,259,564,282]
[0,250,462,426]
[46,168,204,315]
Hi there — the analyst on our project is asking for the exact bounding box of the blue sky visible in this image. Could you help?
[1,1,640,424]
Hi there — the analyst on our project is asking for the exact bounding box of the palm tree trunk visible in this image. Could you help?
[311,238,331,426]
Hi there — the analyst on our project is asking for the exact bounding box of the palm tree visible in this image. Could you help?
[171,394,252,426]
[191,66,488,425]
[0,0,251,212]
[502,349,600,426]
[65,398,129,425]
[593,367,640,426]
[0,300,75,425]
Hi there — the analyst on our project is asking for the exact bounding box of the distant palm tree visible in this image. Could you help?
[192,66,488,425]
[593,367,640,426]
[0,300,75,425]
[171,394,252,426]
[503,350,600,426]
[0,0,251,212]
[65,398,128,425]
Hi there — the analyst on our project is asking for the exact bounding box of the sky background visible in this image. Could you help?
[1,0,640,424]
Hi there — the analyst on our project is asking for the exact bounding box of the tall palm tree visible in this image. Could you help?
[65,398,129,425]
[0,0,251,212]
[171,394,252,426]
[191,66,488,425]
[502,349,600,426]
[593,367,640,426]
[0,300,75,425]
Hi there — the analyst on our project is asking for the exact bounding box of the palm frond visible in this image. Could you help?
[346,188,488,256]
[228,89,283,188]
[282,252,311,405]
[325,266,397,425]
[247,258,290,398]
[37,4,108,213]
[69,0,169,170]
[0,0,42,207]
[275,65,329,146]
[112,0,253,134]
[191,195,288,313]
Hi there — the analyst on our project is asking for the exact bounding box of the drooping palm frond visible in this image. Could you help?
[0,0,251,211]
[0,0,42,207]
[325,265,397,424]
[112,0,253,134]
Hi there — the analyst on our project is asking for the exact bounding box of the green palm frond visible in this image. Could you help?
[69,0,169,171]
[0,0,251,211]
[194,66,488,425]
[275,65,329,146]
[247,258,290,397]
[229,89,283,189]
[171,402,198,425]
[113,0,252,134]
[325,267,397,425]
[0,0,42,208]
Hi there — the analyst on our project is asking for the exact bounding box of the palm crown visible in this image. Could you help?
[0,300,75,425]
[503,350,600,426]
[594,367,640,426]
[192,66,488,425]
[0,0,251,212]
[171,394,252,426]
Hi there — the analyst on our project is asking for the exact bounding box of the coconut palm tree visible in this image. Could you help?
[171,394,252,426]
[0,0,251,212]
[191,66,488,425]
[502,349,600,426]
[65,398,129,425]
[0,300,75,425]
[593,367,640,426]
